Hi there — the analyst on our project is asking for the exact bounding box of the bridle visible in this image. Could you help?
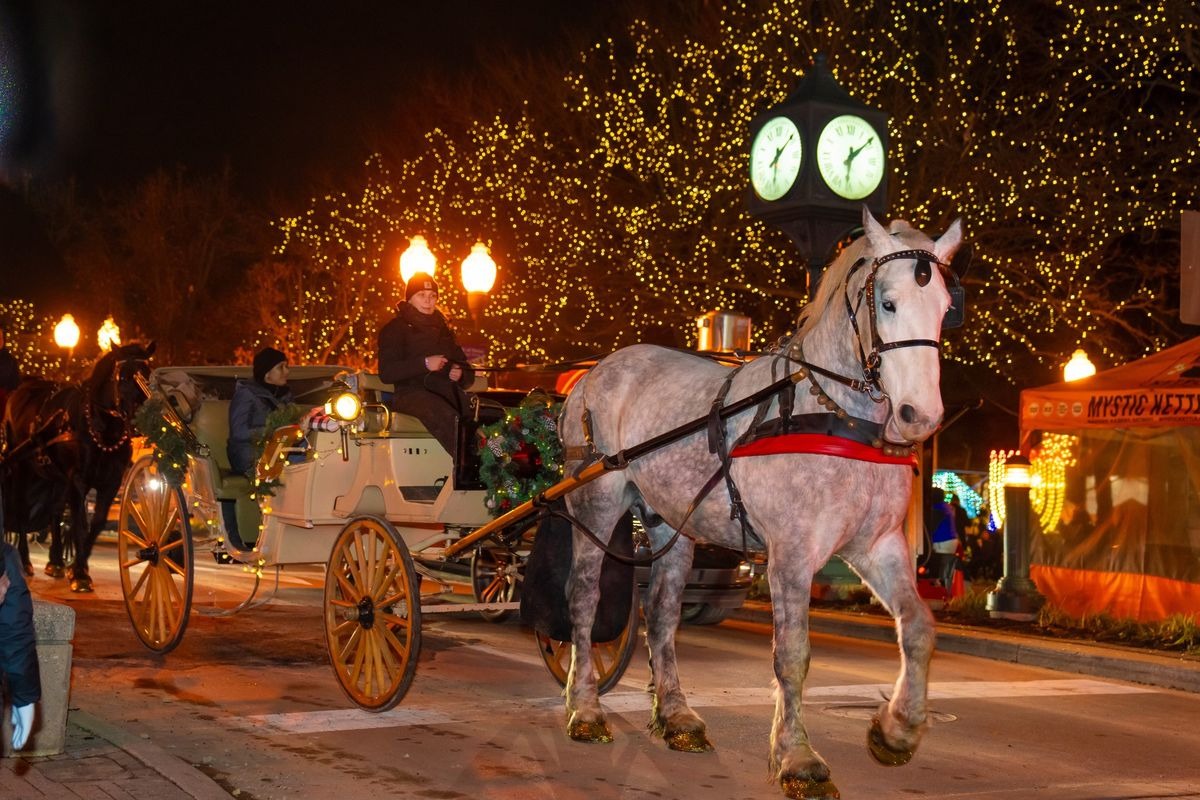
[84,353,150,453]
[781,246,955,449]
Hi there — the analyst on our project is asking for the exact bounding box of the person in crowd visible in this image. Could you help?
[929,487,961,592]
[0,327,20,410]
[377,272,476,458]
[227,347,295,477]
[1,505,40,752]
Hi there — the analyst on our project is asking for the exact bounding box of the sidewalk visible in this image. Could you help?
[3,602,1197,799]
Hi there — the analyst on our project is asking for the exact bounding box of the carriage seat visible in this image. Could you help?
[188,400,251,498]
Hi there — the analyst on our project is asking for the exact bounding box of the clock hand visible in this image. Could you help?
[769,134,795,169]
[846,137,874,164]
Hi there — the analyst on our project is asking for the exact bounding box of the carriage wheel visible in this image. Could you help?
[534,588,639,695]
[324,516,421,711]
[117,456,194,654]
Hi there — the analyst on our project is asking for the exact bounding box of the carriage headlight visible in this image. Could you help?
[325,392,362,422]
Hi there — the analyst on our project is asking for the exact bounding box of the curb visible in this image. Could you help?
[70,709,232,799]
[729,602,1200,695]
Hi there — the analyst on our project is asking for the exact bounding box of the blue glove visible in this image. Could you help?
[11,703,34,749]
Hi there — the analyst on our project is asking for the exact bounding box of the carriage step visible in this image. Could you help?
[399,485,441,503]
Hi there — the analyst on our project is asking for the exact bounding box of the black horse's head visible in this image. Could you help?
[87,341,156,419]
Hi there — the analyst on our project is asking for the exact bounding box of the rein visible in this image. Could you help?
[83,355,148,453]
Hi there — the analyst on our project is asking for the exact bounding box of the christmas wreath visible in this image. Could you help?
[134,397,194,487]
[479,392,564,517]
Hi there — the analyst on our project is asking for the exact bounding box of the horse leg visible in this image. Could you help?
[564,500,625,744]
[845,532,936,766]
[766,550,839,800]
[68,484,96,593]
[642,526,711,752]
[45,491,67,577]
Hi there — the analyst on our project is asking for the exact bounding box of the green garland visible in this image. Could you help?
[133,397,193,487]
[252,403,307,497]
[479,392,563,517]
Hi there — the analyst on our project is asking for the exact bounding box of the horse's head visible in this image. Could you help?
[90,341,156,418]
[853,210,962,443]
[797,210,963,445]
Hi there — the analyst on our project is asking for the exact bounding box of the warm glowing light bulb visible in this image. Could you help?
[399,235,437,284]
[461,242,498,294]
[54,314,80,349]
[1063,349,1096,382]
[97,316,121,352]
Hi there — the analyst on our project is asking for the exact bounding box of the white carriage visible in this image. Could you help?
[116,364,637,710]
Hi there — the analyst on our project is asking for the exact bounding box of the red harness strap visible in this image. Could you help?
[730,433,917,466]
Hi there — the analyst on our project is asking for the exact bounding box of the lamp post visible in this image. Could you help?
[54,313,80,377]
[460,241,497,329]
[1063,348,1095,382]
[399,235,438,285]
[986,453,1045,620]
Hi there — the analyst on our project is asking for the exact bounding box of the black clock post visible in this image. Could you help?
[746,54,889,294]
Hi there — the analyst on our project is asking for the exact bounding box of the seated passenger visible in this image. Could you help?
[227,347,295,477]
[377,272,475,457]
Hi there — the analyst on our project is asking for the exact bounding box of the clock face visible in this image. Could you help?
[816,114,885,200]
[749,116,803,202]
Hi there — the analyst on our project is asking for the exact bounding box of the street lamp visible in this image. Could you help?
[399,235,437,285]
[97,316,121,353]
[460,241,497,327]
[1063,348,1096,382]
[986,452,1045,620]
[54,313,80,375]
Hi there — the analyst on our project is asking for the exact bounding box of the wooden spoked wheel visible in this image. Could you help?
[324,516,421,711]
[534,588,639,695]
[117,455,194,654]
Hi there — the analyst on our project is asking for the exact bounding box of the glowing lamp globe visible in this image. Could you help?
[1004,453,1032,489]
[54,314,80,349]
[97,316,122,352]
[461,242,497,294]
[399,235,437,285]
[1063,349,1096,382]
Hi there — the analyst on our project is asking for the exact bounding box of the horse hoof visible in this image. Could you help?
[780,775,841,799]
[664,727,713,753]
[23,562,35,577]
[70,575,95,593]
[45,563,66,578]
[867,715,915,767]
[567,718,613,743]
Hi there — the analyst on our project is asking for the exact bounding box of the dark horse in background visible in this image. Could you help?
[1,342,155,591]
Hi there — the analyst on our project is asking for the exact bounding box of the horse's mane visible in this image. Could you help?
[82,343,151,392]
[794,220,932,340]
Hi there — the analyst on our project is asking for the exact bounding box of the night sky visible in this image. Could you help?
[0,0,622,303]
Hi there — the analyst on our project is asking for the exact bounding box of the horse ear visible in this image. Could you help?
[145,341,157,357]
[934,218,964,264]
[862,206,891,255]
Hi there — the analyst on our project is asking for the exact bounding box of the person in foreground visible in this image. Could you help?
[1,532,41,752]
[377,272,476,458]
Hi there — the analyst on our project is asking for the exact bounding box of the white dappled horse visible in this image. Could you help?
[558,209,963,799]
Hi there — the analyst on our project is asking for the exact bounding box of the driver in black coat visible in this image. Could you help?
[377,272,476,458]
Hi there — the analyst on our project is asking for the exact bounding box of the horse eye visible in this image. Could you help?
[882,299,896,313]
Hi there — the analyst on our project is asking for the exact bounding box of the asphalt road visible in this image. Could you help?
[24,537,1200,800]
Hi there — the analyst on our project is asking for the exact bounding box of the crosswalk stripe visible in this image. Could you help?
[237,678,1156,735]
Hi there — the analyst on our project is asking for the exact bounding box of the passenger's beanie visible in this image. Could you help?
[405,272,438,301]
[253,347,287,383]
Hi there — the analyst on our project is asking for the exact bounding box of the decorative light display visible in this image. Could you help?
[264,1,1198,374]
[0,300,71,378]
[932,470,983,519]
[988,436,1078,534]
[1029,433,1079,534]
